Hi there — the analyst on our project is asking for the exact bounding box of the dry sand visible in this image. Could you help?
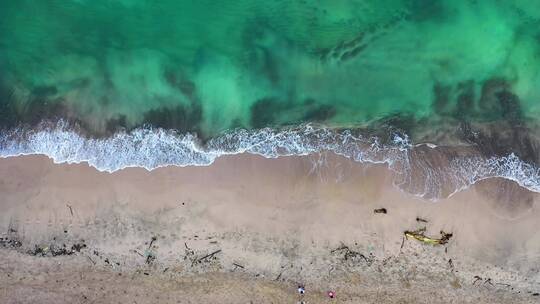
[0,153,539,303]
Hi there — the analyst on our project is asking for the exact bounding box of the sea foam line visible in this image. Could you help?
[0,121,539,198]
[0,121,404,172]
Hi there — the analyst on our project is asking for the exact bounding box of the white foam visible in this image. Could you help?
[1,121,539,199]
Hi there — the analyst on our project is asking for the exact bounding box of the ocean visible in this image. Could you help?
[1,0,540,199]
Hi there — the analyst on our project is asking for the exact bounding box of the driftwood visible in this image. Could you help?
[233,263,245,269]
[144,236,158,264]
[148,236,157,250]
[198,250,221,262]
[415,217,428,223]
[191,249,221,266]
[404,228,453,245]
[66,204,74,216]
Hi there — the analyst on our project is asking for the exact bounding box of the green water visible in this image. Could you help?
[1,0,540,136]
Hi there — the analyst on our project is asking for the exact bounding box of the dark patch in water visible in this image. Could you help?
[22,96,69,127]
[0,92,70,129]
[456,79,536,163]
[371,113,417,141]
[432,82,452,116]
[478,78,510,120]
[407,0,447,22]
[496,91,522,123]
[163,70,197,98]
[242,24,282,85]
[143,103,203,134]
[250,97,283,128]
[460,122,538,164]
[0,83,18,128]
[32,85,58,97]
[105,115,128,134]
[303,102,336,122]
[454,81,475,120]
[0,78,81,130]
[339,45,367,61]
[430,78,524,123]
[256,47,280,84]
[427,78,539,166]
[250,97,336,129]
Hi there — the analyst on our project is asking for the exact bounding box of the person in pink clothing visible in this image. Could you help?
[327,290,336,299]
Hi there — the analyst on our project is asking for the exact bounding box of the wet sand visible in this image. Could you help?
[0,154,539,303]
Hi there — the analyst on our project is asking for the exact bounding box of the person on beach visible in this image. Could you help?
[327,290,336,299]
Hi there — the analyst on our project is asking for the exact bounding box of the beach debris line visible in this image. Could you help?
[28,241,87,257]
[183,242,222,267]
[404,228,453,245]
[0,235,22,248]
[331,243,373,265]
[374,208,387,214]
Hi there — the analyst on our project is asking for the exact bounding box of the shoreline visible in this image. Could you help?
[3,121,540,199]
[1,154,539,303]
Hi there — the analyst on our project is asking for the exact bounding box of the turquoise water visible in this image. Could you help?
[2,0,540,136]
[1,1,540,198]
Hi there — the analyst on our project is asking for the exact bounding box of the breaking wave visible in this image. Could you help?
[0,121,539,199]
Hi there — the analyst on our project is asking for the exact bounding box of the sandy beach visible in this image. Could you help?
[1,153,539,303]
[4,1,540,303]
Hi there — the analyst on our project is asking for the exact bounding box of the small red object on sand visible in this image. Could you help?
[328,291,335,298]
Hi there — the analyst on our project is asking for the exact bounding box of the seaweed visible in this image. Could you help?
[331,243,373,265]
[27,241,86,257]
[374,208,387,214]
[0,236,22,248]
